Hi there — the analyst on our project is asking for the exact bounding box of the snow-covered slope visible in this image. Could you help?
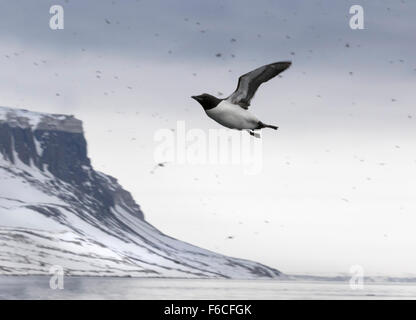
[0,106,282,278]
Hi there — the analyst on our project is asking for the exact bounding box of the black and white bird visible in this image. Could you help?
[192,61,291,136]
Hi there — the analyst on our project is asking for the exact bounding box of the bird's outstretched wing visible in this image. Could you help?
[227,61,291,109]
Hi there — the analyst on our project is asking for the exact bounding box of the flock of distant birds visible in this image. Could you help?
[3,13,413,103]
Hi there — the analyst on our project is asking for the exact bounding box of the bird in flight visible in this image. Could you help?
[191,61,291,137]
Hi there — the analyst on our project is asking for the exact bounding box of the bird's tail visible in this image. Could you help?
[264,124,278,130]
[257,121,279,130]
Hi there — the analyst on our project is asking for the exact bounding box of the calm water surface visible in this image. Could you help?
[1,276,415,299]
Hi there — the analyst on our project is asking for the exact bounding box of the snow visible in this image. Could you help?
[0,106,46,129]
[0,159,279,278]
[33,137,43,157]
[0,106,82,133]
[0,107,281,279]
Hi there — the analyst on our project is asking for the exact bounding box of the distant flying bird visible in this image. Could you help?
[150,162,167,174]
[191,61,291,136]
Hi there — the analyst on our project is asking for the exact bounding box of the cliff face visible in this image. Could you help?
[0,107,143,222]
[0,106,282,278]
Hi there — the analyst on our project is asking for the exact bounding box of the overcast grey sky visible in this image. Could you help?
[0,0,415,276]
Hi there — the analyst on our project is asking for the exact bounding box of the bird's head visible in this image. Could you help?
[191,93,221,111]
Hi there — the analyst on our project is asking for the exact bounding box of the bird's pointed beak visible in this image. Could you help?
[191,96,197,100]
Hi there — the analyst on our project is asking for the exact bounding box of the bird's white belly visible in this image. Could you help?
[206,101,259,130]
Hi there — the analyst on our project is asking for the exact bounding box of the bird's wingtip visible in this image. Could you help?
[282,61,292,67]
[272,61,292,70]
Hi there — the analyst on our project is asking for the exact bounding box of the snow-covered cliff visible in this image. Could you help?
[0,106,282,278]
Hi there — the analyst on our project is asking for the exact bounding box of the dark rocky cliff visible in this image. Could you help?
[0,107,144,221]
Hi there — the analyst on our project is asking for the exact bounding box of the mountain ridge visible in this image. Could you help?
[0,106,283,279]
